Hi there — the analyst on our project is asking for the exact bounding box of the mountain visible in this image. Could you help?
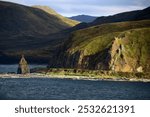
[69,15,97,23]
[0,1,79,35]
[0,1,79,63]
[0,1,150,71]
[48,20,150,72]
[48,7,150,72]
[71,7,150,31]
[91,7,150,26]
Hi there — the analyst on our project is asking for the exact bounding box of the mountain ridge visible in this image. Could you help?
[69,15,97,23]
[91,6,150,26]
[71,6,150,31]
[33,5,79,26]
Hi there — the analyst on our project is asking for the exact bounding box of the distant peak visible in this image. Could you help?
[69,15,97,23]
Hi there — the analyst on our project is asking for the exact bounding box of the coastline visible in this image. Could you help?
[0,73,150,82]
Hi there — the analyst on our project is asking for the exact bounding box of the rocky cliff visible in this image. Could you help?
[48,20,150,72]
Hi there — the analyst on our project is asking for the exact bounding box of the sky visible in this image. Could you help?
[1,0,150,17]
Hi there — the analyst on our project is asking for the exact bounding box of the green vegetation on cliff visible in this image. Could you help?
[68,20,150,54]
[50,20,150,72]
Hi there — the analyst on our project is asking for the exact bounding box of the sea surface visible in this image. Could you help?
[0,65,150,100]
[0,78,150,100]
[0,64,46,73]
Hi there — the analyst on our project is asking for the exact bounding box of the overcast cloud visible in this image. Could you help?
[1,0,150,16]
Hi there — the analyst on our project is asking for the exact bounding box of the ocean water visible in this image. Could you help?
[0,78,150,100]
[0,64,46,73]
[0,65,150,100]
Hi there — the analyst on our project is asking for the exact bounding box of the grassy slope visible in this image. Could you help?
[63,20,150,71]
[120,28,150,71]
[68,20,150,54]
[90,7,150,26]
[33,5,79,26]
[69,7,150,33]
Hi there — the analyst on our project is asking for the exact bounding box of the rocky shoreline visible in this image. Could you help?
[0,73,150,82]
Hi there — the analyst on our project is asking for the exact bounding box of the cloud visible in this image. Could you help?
[133,0,150,6]
[1,0,149,16]
[57,5,144,16]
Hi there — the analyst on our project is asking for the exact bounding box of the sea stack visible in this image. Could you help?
[17,55,30,74]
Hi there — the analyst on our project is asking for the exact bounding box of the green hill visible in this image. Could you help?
[33,5,79,26]
[91,7,150,26]
[0,1,79,63]
[0,1,78,36]
[49,20,150,72]
[71,6,150,31]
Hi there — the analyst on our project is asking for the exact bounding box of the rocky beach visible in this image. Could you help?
[0,73,150,83]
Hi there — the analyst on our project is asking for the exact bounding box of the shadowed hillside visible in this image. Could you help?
[0,1,79,63]
[0,1,79,35]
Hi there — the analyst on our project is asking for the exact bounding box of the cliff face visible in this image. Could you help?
[63,49,111,70]
[48,20,150,72]
[110,29,150,72]
[109,37,132,72]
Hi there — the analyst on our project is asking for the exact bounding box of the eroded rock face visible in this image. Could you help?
[65,36,146,72]
[110,37,133,72]
[48,28,150,72]
[109,36,145,72]
[17,55,30,74]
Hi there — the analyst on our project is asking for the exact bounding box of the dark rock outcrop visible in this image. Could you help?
[17,55,30,74]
